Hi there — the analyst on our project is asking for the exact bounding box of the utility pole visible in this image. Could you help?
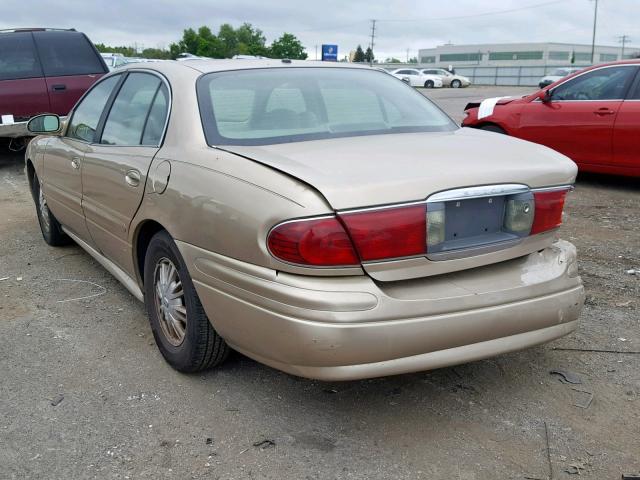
[406,48,409,63]
[315,45,318,61]
[369,19,376,66]
[618,35,630,59]
[590,0,599,64]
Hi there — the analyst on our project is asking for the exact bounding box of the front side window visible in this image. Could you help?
[67,75,121,142]
[101,73,163,146]
[0,32,43,81]
[197,67,456,146]
[552,66,636,101]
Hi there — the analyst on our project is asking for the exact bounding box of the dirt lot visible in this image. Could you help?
[1,86,638,479]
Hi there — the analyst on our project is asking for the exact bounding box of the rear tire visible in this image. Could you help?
[144,230,229,373]
[451,79,462,88]
[33,174,71,246]
[479,124,507,135]
[424,80,434,88]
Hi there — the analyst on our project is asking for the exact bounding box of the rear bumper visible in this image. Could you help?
[179,240,585,381]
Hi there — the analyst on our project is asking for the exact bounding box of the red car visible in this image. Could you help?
[462,60,640,177]
[0,28,108,138]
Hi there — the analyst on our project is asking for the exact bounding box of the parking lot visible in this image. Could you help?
[1,86,638,479]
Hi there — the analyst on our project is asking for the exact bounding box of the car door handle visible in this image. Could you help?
[594,108,615,116]
[125,169,141,187]
[51,84,67,92]
[71,157,80,169]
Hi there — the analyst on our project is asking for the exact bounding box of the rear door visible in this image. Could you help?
[33,31,108,116]
[612,70,640,175]
[0,32,49,122]
[517,65,637,167]
[81,71,170,274]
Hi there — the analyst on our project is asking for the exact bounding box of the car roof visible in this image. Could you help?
[121,58,375,75]
[0,28,77,34]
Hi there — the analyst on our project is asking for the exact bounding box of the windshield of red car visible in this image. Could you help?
[197,67,456,146]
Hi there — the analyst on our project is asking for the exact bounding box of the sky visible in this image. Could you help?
[1,0,639,60]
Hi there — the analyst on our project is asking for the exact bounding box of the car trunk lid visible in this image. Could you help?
[224,127,576,211]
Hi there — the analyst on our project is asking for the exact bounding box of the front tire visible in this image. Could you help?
[144,230,228,372]
[451,79,462,88]
[424,80,434,88]
[33,174,70,246]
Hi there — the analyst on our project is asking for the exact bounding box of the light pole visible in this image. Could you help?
[618,35,630,59]
[590,0,599,64]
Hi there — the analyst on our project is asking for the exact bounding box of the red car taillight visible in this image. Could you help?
[267,205,427,266]
[267,217,359,266]
[339,205,426,261]
[531,189,569,234]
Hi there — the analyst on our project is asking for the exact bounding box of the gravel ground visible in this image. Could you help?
[1,86,638,479]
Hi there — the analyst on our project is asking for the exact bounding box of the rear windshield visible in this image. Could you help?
[33,31,106,77]
[197,67,456,146]
[0,32,43,81]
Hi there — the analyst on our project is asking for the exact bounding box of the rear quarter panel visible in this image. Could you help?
[131,144,365,279]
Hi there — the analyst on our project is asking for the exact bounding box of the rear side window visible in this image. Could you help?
[0,32,43,81]
[141,83,170,145]
[33,31,106,77]
[101,73,164,146]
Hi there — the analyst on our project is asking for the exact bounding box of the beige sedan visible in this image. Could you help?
[25,60,584,380]
[421,68,471,88]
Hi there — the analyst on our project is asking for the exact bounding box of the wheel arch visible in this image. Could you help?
[25,159,37,201]
[133,219,170,287]
[474,122,510,135]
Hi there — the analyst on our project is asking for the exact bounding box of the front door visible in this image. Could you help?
[612,72,640,175]
[42,74,122,242]
[517,65,637,167]
[81,72,170,275]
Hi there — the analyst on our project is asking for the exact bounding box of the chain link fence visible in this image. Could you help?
[377,63,592,87]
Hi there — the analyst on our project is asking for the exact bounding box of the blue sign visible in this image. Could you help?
[322,44,338,62]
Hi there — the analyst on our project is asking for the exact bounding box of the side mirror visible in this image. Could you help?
[27,114,61,134]
[539,89,553,103]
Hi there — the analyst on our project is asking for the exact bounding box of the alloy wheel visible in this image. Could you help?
[154,257,187,346]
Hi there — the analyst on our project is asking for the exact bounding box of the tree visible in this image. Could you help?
[408,57,418,63]
[269,33,307,59]
[236,23,268,56]
[353,45,365,62]
[385,57,401,63]
[94,43,136,57]
[364,47,374,63]
[168,23,269,59]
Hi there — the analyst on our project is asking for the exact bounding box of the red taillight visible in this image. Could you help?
[531,189,568,234]
[339,205,426,261]
[267,217,359,266]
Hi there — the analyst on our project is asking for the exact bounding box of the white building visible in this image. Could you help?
[418,42,638,68]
